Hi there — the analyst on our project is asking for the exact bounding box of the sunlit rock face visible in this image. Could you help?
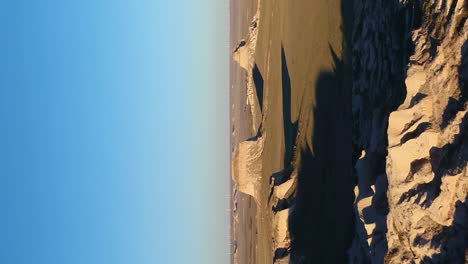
[233,13,262,135]
[385,0,468,262]
[231,134,265,202]
[350,0,467,263]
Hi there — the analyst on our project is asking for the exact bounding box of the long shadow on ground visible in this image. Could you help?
[288,0,355,262]
[288,49,354,263]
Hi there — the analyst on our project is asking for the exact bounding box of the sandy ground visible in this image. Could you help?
[232,0,352,262]
[253,0,347,263]
[230,0,258,264]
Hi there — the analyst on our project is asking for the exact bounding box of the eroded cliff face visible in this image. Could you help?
[233,12,262,135]
[350,0,414,261]
[385,0,467,262]
[351,0,468,263]
[232,134,265,201]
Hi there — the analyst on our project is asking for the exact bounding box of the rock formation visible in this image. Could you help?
[350,0,413,261]
[351,0,468,263]
[385,0,468,262]
[231,134,265,202]
[233,10,262,135]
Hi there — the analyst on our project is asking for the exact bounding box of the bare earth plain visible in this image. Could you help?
[230,0,258,263]
[231,0,353,263]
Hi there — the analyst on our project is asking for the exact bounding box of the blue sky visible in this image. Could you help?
[0,1,229,263]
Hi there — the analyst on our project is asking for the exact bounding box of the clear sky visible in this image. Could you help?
[0,0,229,263]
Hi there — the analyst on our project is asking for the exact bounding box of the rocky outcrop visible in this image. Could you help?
[231,0,264,203]
[233,11,262,135]
[273,209,290,249]
[231,134,265,202]
[385,0,468,262]
[273,175,297,201]
[350,0,413,261]
[351,0,467,263]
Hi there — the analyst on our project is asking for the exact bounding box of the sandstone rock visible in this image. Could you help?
[273,177,297,200]
[231,135,265,202]
[385,0,468,262]
[233,13,262,135]
[273,209,290,249]
[350,0,468,263]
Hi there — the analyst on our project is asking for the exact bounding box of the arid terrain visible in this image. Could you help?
[231,0,352,263]
[231,0,467,263]
[230,0,258,263]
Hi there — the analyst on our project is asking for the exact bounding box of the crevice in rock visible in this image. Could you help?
[400,122,432,145]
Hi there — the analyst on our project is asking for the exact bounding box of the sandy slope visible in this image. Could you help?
[231,0,349,262]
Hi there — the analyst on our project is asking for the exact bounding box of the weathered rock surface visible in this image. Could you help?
[351,0,467,263]
[273,209,290,249]
[350,0,413,261]
[231,134,265,202]
[385,0,468,262]
[273,176,297,201]
[233,11,262,135]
